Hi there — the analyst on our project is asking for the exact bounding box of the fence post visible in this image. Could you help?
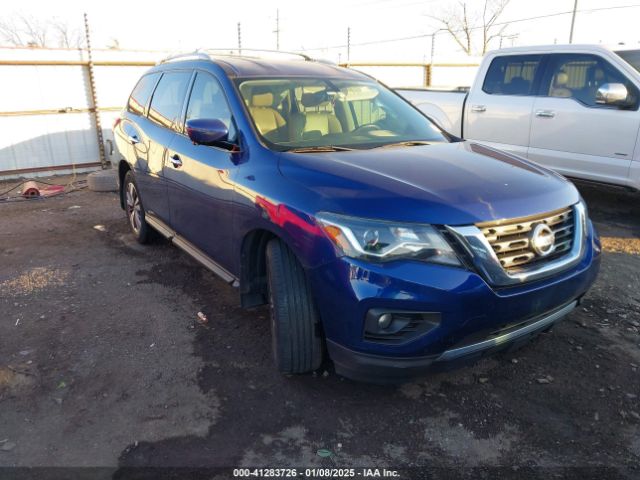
[425,64,432,87]
[83,13,107,169]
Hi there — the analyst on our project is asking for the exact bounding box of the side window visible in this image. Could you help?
[148,71,192,129]
[127,73,160,115]
[482,55,542,96]
[185,73,237,140]
[543,53,639,108]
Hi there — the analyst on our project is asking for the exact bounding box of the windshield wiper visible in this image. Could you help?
[286,145,356,153]
[373,140,431,149]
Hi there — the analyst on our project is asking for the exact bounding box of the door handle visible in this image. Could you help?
[170,154,182,168]
[128,134,140,145]
[535,110,556,118]
[470,105,486,113]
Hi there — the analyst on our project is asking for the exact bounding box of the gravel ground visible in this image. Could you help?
[0,175,638,479]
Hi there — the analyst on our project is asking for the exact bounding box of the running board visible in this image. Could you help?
[146,214,239,287]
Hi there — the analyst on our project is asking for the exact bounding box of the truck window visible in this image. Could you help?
[127,73,161,116]
[148,71,192,129]
[185,72,237,140]
[482,55,542,96]
[542,53,639,109]
[615,49,640,74]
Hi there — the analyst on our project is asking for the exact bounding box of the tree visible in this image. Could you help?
[0,14,83,48]
[429,0,511,55]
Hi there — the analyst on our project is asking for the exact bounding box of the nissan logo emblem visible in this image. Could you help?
[530,223,556,257]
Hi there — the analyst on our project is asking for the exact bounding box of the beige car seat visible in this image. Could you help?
[300,92,343,137]
[249,92,286,138]
[549,72,572,98]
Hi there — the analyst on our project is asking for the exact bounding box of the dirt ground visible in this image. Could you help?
[0,175,639,479]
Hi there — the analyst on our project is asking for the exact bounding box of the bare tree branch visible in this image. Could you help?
[0,14,84,49]
[0,18,26,46]
[428,0,512,56]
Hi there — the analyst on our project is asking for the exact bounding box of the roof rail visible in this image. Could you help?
[157,48,317,65]
[203,48,313,61]
[157,51,211,65]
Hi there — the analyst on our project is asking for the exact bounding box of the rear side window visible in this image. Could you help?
[127,73,160,115]
[482,55,542,96]
[542,53,639,108]
[148,71,192,129]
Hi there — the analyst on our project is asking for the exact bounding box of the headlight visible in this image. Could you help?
[316,212,460,266]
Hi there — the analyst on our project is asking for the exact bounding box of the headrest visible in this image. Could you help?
[251,92,273,107]
[555,72,569,86]
[301,90,329,108]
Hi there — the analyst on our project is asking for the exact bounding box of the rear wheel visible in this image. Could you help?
[266,238,323,374]
[123,171,152,244]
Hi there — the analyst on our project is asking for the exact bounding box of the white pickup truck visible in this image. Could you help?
[397,45,640,191]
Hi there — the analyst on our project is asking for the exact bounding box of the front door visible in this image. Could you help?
[528,53,640,185]
[164,71,239,272]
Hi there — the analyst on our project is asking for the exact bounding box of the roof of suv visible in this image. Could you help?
[158,51,368,80]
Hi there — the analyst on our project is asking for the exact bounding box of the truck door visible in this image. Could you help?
[464,54,543,158]
[528,53,639,185]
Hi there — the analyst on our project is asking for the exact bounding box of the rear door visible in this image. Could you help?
[528,53,640,185]
[117,72,160,190]
[136,70,193,223]
[164,71,239,272]
[464,54,544,157]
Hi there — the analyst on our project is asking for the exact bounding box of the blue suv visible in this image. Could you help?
[114,50,600,383]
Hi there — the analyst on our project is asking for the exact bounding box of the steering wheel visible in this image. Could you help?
[352,123,379,135]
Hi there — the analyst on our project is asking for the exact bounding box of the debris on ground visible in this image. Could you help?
[0,441,16,452]
[196,312,208,324]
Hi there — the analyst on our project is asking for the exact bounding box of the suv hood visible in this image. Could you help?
[279,141,579,225]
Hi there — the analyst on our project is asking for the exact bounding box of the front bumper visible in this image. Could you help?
[308,220,600,383]
[327,300,576,383]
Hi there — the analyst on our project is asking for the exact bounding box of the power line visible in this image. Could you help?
[299,3,640,52]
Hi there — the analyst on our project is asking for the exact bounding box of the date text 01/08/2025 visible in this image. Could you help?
[233,468,400,477]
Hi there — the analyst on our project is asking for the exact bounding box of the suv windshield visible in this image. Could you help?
[616,49,640,73]
[236,77,448,151]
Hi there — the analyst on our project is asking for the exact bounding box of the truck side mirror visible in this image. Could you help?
[595,83,630,107]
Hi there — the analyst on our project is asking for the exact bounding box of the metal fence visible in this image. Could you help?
[341,62,480,88]
[0,47,159,179]
[0,48,479,179]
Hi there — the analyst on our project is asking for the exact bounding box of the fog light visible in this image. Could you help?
[364,308,441,345]
[378,313,393,329]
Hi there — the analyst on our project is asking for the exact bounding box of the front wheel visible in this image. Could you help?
[266,238,324,374]
[123,171,152,244]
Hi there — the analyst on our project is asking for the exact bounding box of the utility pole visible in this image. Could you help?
[83,13,107,169]
[569,0,578,43]
[347,27,351,63]
[237,22,242,54]
[274,9,280,50]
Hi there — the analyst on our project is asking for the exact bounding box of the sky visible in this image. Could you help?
[2,0,640,62]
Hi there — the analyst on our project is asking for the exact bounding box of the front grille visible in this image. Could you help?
[478,207,575,272]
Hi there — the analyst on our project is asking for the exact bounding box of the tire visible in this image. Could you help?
[266,238,323,374]
[123,171,152,244]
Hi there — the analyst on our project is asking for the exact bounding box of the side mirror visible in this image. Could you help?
[186,118,229,146]
[595,83,630,106]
